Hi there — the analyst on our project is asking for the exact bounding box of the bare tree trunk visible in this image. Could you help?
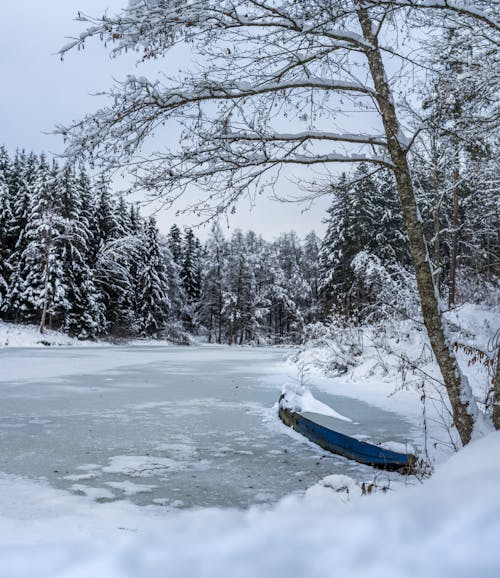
[357,7,475,445]
[448,149,460,307]
[39,273,50,334]
[39,238,52,335]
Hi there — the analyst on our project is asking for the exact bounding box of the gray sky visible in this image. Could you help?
[0,0,331,239]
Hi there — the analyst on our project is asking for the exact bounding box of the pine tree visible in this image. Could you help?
[8,156,69,330]
[181,228,202,303]
[167,224,183,266]
[0,167,12,308]
[199,223,228,343]
[136,216,171,336]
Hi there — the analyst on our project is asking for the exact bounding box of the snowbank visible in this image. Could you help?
[291,304,499,460]
[1,431,499,578]
[0,320,189,348]
[0,321,86,348]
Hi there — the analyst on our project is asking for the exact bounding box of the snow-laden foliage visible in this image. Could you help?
[0,147,324,343]
[197,226,321,344]
[411,22,500,306]
[350,251,419,321]
[0,148,182,339]
[56,1,498,217]
[318,165,414,319]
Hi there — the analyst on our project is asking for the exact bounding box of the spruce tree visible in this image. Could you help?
[136,216,171,336]
[199,223,228,343]
[0,169,12,309]
[57,164,105,338]
[167,224,183,266]
[319,173,358,315]
[181,228,202,303]
[93,177,136,334]
[301,231,321,324]
[9,156,69,330]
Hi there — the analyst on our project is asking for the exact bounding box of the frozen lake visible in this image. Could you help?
[0,346,416,509]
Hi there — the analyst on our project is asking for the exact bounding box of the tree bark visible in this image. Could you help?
[357,7,475,445]
[39,236,52,335]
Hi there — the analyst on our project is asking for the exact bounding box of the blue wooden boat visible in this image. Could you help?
[279,396,416,473]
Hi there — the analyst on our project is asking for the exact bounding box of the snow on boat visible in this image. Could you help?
[279,387,416,473]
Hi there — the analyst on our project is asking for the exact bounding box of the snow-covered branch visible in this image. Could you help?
[222,130,387,147]
[364,0,500,33]
[59,1,372,59]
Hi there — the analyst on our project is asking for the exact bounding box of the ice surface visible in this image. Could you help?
[0,345,416,509]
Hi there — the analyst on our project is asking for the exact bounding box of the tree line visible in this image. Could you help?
[0,147,324,342]
[1,146,497,344]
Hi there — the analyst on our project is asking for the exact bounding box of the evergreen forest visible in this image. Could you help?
[1,147,497,344]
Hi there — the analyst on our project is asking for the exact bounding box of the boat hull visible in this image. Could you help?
[279,405,416,473]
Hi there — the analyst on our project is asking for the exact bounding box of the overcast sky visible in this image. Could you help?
[0,0,331,239]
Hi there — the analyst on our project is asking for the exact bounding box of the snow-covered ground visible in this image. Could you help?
[1,431,499,578]
[0,321,87,347]
[0,320,180,348]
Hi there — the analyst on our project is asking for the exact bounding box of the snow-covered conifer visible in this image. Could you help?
[181,228,202,304]
[136,216,171,336]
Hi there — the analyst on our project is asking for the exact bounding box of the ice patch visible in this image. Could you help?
[153,443,197,460]
[76,464,102,472]
[64,474,96,482]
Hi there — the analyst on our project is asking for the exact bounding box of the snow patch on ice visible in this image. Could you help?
[105,481,157,496]
[102,455,183,477]
[379,441,417,455]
